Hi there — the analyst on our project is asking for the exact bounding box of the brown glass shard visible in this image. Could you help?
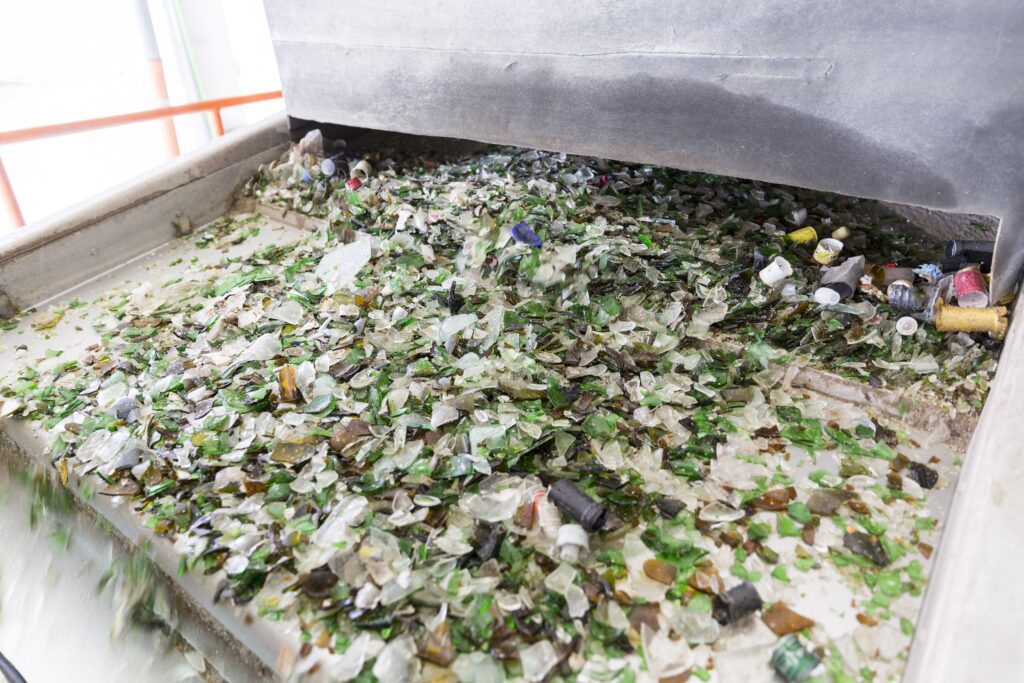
[278,364,300,403]
[513,500,536,530]
[751,487,796,511]
[762,602,815,636]
[847,499,871,515]
[329,419,373,453]
[843,531,890,566]
[659,671,692,683]
[856,612,879,627]
[908,461,939,489]
[418,621,455,667]
[719,530,742,547]
[270,440,312,465]
[839,458,871,478]
[629,603,661,633]
[578,581,599,605]
[299,567,338,600]
[644,559,678,585]
[756,545,780,565]
[355,286,380,309]
[688,566,725,595]
[806,489,853,516]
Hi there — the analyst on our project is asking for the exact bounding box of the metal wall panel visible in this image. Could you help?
[264,0,1024,298]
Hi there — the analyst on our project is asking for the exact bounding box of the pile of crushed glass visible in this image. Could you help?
[0,130,1009,682]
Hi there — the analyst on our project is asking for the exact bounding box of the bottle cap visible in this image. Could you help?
[896,316,919,336]
[555,523,589,549]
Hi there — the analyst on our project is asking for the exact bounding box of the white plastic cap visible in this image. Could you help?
[558,545,580,563]
[813,287,841,305]
[321,158,336,176]
[555,523,589,550]
[896,316,919,336]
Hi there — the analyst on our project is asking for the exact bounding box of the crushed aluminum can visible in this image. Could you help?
[953,267,988,308]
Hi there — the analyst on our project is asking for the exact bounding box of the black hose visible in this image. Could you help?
[0,649,26,683]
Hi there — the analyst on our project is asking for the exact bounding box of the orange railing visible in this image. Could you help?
[0,90,283,229]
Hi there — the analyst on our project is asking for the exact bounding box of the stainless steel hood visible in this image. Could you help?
[263,0,1024,299]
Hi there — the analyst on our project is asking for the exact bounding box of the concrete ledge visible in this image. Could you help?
[0,114,290,315]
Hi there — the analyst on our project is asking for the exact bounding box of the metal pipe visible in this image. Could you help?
[211,108,225,137]
[0,92,282,146]
[147,60,182,156]
[0,157,25,228]
[133,0,180,158]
